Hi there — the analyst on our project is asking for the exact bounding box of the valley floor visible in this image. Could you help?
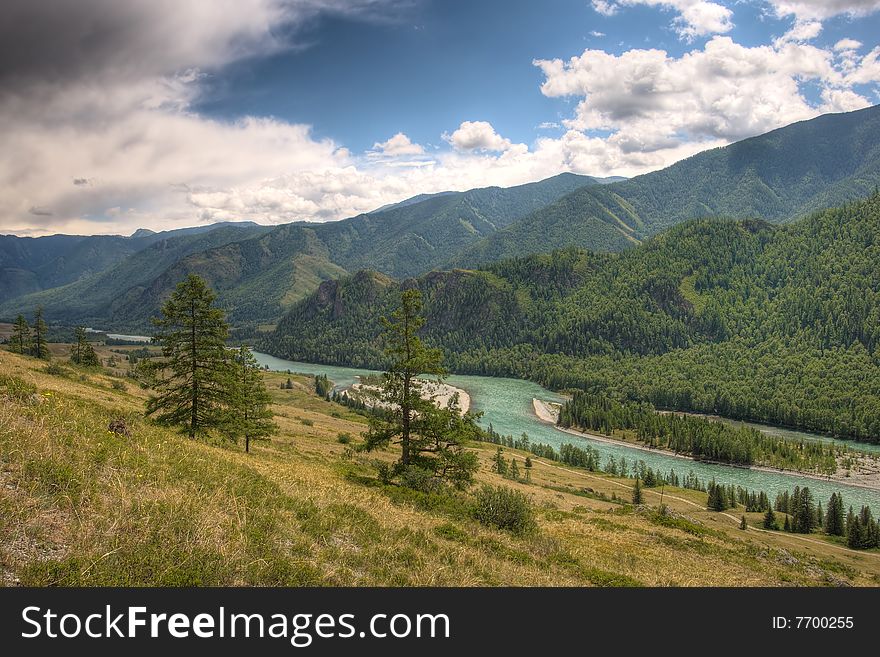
[1,346,879,587]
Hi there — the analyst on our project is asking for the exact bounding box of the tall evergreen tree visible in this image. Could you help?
[763,507,777,530]
[227,346,277,452]
[846,507,861,548]
[31,307,50,359]
[632,477,643,505]
[362,289,479,489]
[10,315,30,354]
[825,493,845,536]
[71,326,100,366]
[145,275,231,439]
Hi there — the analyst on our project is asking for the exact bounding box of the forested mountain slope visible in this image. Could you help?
[0,174,593,328]
[0,223,272,326]
[456,105,880,264]
[264,192,880,442]
[0,221,262,302]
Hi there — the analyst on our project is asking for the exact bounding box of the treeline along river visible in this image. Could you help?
[253,353,880,512]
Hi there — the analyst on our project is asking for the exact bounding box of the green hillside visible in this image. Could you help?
[0,174,592,329]
[456,105,880,264]
[0,222,263,303]
[263,192,880,442]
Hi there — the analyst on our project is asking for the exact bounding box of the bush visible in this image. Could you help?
[397,465,441,493]
[471,485,536,535]
[336,432,352,444]
[111,380,126,391]
[300,418,314,427]
[0,374,37,401]
[44,363,68,377]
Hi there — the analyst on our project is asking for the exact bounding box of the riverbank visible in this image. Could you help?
[532,399,880,493]
[348,380,471,415]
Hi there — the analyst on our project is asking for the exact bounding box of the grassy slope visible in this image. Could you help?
[2,347,878,586]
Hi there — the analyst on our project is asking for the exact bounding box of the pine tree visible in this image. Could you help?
[285,378,293,390]
[510,458,520,481]
[783,515,791,532]
[145,275,231,439]
[707,481,727,511]
[11,314,30,354]
[763,507,777,530]
[491,447,508,476]
[524,456,532,483]
[227,346,277,452]
[846,507,861,548]
[31,307,50,359]
[632,477,643,505]
[314,374,331,398]
[71,326,100,366]
[362,289,479,489]
[794,486,816,534]
[825,493,845,536]
[740,515,747,530]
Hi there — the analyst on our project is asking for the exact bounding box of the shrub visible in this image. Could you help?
[300,418,314,427]
[336,432,352,444]
[471,485,536,535]
[111,380,126,391]
[44,363,68,377]
[0,374,37,401]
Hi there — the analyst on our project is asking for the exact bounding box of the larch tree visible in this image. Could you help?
[146,275,231,439]
[362,288,479,489]
[71,326,100,366]
[31,307,50,359]
[228,345,277,453]
[11,315,30,354]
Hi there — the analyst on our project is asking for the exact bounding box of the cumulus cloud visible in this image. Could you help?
[592,1,734,39]
[774,20,823,45]
[367,133,426,158]
[765,1,880,20]
[3,0,880,237]
[535,36,880,150]
[443,121,517,152]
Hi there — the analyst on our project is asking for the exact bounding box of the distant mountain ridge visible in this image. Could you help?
[5,105,880,330]
[0,173,594,327]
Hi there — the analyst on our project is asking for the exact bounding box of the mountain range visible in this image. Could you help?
[2,104,880,332]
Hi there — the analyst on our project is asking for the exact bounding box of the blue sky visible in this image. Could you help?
[196,0,880,150]
[2,0,880,235]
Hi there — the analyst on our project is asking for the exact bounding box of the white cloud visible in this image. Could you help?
[835,38,864,51]
[592,1,734,39]
[442,121,517,152]
[3,0,880,237]
[534,35,880,171]
[774,20,823,45]
[590,30,607,37]
[592,1,619,15]
[367,133,426,158]
[766,1,880,20]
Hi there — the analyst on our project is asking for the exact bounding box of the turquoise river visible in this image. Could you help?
[253,352,880,512]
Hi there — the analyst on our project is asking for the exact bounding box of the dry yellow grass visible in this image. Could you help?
[1,347,878,587]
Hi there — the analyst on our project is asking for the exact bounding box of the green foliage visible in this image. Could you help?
[559,391,842,473]
[632,478,643,505]
[31,307,50,360]
[825,492,845,536]
[361,289,480,490]
[471,485,536,535]
[0,374,37,401]
[763,507,777,530]
[70,326,100,367]
[145,275,231,439]
[226,345,277,452]
[314,373,331,398]
[267,192,880,444]
[10,314,30,354]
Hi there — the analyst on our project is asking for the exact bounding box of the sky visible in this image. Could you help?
[2,0,880,236]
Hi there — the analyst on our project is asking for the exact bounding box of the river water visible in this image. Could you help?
[252,352,880,512]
